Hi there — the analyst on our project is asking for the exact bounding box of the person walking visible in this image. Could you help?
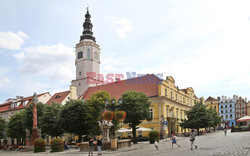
[154,140,159,150]
[224,125,227,136]
[97,137,102,155]
[64,141,69,150]
[88,137,94,156]
[171,134,180,148]
[190,129,198,150]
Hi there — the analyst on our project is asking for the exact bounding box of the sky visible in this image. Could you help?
[0,0,250,103]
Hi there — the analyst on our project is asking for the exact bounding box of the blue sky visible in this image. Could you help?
[1,0,250,103]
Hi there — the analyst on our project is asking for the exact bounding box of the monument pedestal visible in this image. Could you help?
[25,139,34,151]
[25,127,41,151]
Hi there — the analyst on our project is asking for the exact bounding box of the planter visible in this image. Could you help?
[111,138,117,151]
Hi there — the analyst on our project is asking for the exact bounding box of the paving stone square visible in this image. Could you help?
[1,131,250,156]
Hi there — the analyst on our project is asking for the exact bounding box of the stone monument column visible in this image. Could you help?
[25,92,41,151]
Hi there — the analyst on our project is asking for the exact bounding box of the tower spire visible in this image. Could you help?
[80,8,96,42]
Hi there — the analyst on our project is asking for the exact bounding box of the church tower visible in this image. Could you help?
[71,8,100,97]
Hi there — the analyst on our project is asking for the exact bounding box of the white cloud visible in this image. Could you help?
[0,67,10,86]
[113,18,133,38]
[13,43,75,82]
[0,31,28,50]
[101,52,133,75]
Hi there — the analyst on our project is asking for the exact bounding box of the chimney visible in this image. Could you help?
[222,96,225,101]
[115,78,120,82]
[217,96,221,101]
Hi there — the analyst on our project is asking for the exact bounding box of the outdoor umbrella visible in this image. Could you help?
[237,116,250,122]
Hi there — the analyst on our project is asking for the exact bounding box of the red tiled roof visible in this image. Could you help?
[0,92,50,113]
[46,91,70,105]
[0,101,12,112]
[205,96,217,102]
[81,74,161,100]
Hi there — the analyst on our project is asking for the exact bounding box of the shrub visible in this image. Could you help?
[148,131,159,144]
[34,138,45,153]
[50,138,63,152]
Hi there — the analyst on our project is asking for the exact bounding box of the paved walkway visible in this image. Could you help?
[1,130,250,156]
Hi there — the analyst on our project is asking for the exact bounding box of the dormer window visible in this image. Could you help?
[23,100,29,106]
[55,95,61,99]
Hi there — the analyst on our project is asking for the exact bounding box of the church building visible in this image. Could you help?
[72,9,200,137]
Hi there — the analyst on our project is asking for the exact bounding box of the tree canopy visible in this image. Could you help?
[180,100,221,133]
[60,100,88,139]
[40,103,63,137]
[7,111,26,140]
[180,100,209,132]
[0,117,6,139]
[119,91,151,143]
[85,91,112,136]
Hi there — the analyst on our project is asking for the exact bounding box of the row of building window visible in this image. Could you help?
[221,114,233,119]
[149,108,185,120]
[164,89,193,105]
[220,104,233,109]
[221,109,233,113]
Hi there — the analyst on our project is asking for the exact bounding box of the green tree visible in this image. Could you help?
[85,91,112,135]
[40,103,63,137]
[7,111,26,144]
[24,102,45,134]
[119,91,151,144]
[0,117,6,139]
[180,100,209,134]
[207,107,221,131]
[60,100,88,140]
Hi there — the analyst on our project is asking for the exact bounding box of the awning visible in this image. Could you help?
[117,127,152,133]
[237,116,250,122]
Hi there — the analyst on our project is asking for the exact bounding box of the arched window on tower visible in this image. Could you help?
[87,48,91,59]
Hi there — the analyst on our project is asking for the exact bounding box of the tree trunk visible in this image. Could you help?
[197,128,199,135]
[132,126,137,144]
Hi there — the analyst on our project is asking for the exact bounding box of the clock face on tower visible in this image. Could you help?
[94,52,99,60]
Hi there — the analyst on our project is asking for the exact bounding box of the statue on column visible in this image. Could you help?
[30,92,41,139]
[25,92,41,151]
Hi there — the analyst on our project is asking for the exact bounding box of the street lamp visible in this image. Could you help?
[118,98,122,105]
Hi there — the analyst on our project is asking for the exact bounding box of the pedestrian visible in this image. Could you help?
[88,137,94,156]
[64,141,69,150]
[171,134,180,148]
[97,137,102,155]
[190,129,198,150]
[224,125,227,136]
[154,140,159,150]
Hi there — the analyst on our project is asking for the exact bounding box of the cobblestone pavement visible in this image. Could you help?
[1,131,250,156]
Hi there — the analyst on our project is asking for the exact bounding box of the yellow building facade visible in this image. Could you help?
[121,76,199,137]
[204,96,219,114]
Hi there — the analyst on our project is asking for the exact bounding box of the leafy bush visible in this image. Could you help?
[149,131,159,144]
[50,138,63,152]
[34,138,45,153]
